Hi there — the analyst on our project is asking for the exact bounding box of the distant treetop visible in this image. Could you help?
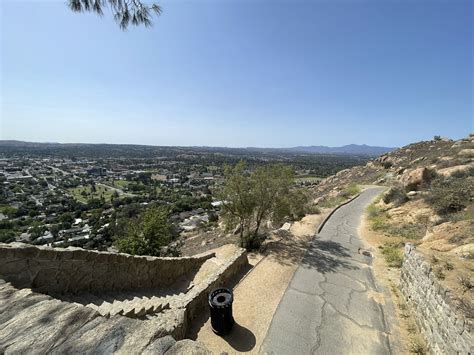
[68,0,162,30]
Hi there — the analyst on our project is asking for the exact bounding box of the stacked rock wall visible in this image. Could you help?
[400,244,473,354]
[0,243,214,294]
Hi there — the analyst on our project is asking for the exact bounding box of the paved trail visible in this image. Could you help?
[261,187,394,354]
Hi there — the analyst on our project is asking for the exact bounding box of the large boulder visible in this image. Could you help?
[436,163,474,177]
[458,149,474,158]
[400,167,432,191]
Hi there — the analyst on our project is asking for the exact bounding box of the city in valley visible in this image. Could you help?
[0,141,369,254]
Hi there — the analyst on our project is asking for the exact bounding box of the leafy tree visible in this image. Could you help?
[59,212,74,227]
[251,164,294,237]
[273,189,309,224]
[219,161,256,245]
[68,0,162,30]
[50,224,61,237]
[30,222,45,240]
[219,161,300,249]
[114,205,174,256]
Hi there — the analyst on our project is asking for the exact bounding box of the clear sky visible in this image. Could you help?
[1,0,472,148]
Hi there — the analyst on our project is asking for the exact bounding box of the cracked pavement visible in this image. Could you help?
[260,187,393,354]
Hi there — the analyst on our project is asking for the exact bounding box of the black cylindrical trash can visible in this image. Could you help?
[209,288,234,335]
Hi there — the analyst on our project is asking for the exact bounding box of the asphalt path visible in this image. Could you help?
[261,187,394,355]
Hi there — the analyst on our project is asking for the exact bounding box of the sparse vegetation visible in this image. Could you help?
[434,266,446,280]
[388,223,426,240]
[383,185,408,206]
[458,274,473,292]
[318,195,347,208]
[380,241,404,268]
[367,203,390,232]
[408,334,428,354]
[342,183,361,197]
[424,177,471,216]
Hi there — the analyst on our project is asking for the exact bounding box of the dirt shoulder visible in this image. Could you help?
[359,213,425,354]
[189,212,328,354]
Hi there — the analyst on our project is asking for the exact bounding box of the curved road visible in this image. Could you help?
[261,187,395,354]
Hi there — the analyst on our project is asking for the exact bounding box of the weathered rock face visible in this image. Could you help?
[165,339,212,355]
[400,245,473,354]
[400,167,432,190]
[436,163,474,177]
[458,148,474,158]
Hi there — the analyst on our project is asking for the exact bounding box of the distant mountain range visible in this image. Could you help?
[0,140,396,156]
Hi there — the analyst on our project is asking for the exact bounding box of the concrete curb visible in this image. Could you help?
[316,193,361,234]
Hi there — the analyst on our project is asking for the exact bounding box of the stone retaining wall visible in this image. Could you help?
[400,244,473,354]
[182,248,249,337]
[0,243,214,295]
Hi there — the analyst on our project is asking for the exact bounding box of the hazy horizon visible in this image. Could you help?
[1,0,472,147]
[0,138,401,149]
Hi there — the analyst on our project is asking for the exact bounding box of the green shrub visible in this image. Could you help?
[383,185,408,206]
[319,196,346,208]
[388,223,426,240]
[381,244,404,268]
[0,229,15,243]
[425,177,471,215]
[383,161,393,169]
[343,183,361,197]
[241,232,264,251]
[307,205,321,215]
[367,203,391,232]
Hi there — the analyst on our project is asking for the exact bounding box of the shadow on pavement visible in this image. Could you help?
[220,322,256,352]
[301,240,358,274]
[263,233,312,267]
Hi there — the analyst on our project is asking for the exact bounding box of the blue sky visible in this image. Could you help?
[1,0,472,147]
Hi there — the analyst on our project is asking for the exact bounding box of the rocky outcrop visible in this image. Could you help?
[400,167,432,190]
[458,148,474,158]
[400,244,473,354]
[436,163,474,177]
[165,339,212,355]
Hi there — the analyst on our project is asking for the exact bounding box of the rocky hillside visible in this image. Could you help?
[311,133,474,314]
[312,134,473,200]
